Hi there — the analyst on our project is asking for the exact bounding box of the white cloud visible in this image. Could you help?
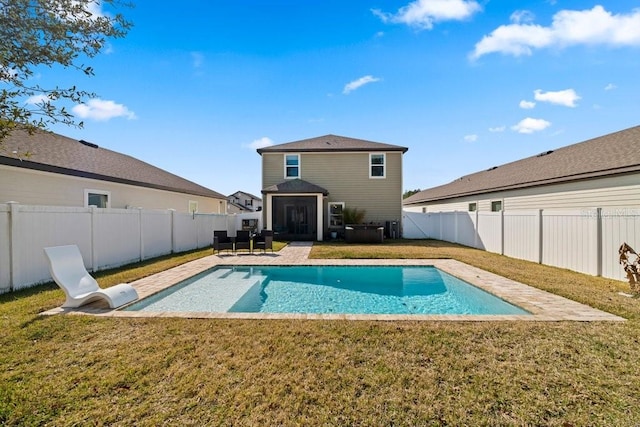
[489,126,506,132]
[471,5,640,59]
[519,100,536,109]
[72,98,137,121]
[605,83,617,90]
[25,94,51,105]
[464,134,478,142]
[534,88,580,107]
[248,137,274,149]
[373,0,481,30]
[511,117,551,134]
[510,10,535,24]
[343,75,381,94]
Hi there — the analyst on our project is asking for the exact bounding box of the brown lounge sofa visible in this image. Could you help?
[344,225,384,244]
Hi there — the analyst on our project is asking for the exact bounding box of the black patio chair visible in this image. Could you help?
[234,230,252,253]
[253,229,273,253]
[213,230,234,254]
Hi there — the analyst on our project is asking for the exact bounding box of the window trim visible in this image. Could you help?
[369,153,386,179]
[284,153,300,179]
[490,200,503,212]
[468,202,477,212]
[84,189,111,208]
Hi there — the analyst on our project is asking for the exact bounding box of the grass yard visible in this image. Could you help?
[1,240,639,426]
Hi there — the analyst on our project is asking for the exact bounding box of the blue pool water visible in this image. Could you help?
[125,266,530,315]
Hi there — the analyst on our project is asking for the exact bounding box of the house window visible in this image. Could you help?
[189,200,198,214]
[328,202,344,228]
[285,154,300,178]
[422,207,427,213]
[468,203,477,212]
[491,201,502,212]
[370,153,385,178]
[85,189,110,208]
[245,199,253,207]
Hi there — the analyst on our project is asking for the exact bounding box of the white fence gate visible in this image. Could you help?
[0,202,262,292]
[403,208,640,281]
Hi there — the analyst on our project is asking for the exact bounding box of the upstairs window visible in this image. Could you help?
[468,203,477,212]
[370,153,385,178]
[285,154,300,178]
[491,201,502,212]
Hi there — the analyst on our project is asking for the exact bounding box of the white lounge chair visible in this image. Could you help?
[43,245,139,308]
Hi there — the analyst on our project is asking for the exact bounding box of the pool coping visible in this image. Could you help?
[40,242,625,322]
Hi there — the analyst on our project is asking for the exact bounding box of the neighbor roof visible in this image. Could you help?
[229,190,262,201]
[1,130,226,199]
[404,125,640,205]
[257,134,408,154]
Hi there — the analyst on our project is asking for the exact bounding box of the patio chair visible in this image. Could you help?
[43,245,139,309]
[234,230,252,253]
[213,230,234,254]
[253,229,274,253]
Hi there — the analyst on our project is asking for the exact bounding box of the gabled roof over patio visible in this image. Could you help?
[262,179,329,195]
[404,125,640,205]
[257,134,408,154]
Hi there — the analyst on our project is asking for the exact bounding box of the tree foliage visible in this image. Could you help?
[403,188,421,199]
[0,0,132,141]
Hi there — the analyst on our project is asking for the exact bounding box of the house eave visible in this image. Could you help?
[0,156,225,200]
[403,166,640,206]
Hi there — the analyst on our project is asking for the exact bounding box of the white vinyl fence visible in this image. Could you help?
[0,202,262,292]
[403,208,640,281]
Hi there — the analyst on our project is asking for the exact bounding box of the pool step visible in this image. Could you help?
[208,270,267,312]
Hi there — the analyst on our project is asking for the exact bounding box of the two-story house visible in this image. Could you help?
[257,134,408,241]
[227,190,263,214]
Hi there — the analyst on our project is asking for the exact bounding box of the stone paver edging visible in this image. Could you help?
[41,242,625,321]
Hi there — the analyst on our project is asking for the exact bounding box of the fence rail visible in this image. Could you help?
[0,202,262,292]
[403,208,640,281]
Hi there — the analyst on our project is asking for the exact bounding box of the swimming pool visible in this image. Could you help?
[124,265,530,315]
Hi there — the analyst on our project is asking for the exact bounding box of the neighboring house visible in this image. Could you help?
[0,130,228,213]
[403,125,640,213]
[227,190,262,214]
[257,134,408,241]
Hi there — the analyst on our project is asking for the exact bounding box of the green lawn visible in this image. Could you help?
[1,241,639,426]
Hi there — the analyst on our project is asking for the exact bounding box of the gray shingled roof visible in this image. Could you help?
[262,179,329,195]
[1,130,226,199]
[404,125,640,205]
[257,134,408,154]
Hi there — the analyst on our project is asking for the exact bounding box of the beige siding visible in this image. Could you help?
[0,165,226,213]
[263,151,404,223]
[404,173,640,212]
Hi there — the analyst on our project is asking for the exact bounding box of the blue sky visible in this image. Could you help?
[42,0,640,198]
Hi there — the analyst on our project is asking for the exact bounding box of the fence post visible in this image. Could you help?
[454,211,459,244]
[90,206,98,271]
[500,210,505,255]
[537,209,543,264]
[474,209,479,249]
[139,208,144,262]
[7,201,19,292]
[596,207,603,277]
[169,209,177,253]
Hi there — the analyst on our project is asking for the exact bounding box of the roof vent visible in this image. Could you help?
[487,166,498,171]
[79,139,99,149]
[537,150,553,157]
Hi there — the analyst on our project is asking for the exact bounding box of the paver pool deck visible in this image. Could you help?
[42,242,626,321]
